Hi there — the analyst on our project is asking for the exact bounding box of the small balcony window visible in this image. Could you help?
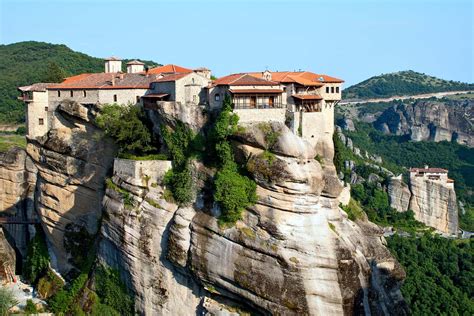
[331,87,335,93]
[39,118,44,125]
[113,94,118,102]
[70,90,73,97]
[58,91,61,97]
[45,107,48,112]
[326,87,330,93]
[83,90,87,97]
[336,87,340,93]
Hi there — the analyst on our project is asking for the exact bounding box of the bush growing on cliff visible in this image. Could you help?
[94,265,134,316]
[210,96,257,225]
[95,104,154,155]
[0,288,18,315]
[24,231,50,284]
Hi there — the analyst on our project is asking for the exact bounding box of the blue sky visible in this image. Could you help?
[1,0,472,86]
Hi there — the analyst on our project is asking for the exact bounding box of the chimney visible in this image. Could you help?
[105,56,122,73]
[126,60,145,74]
[194,67,211,79]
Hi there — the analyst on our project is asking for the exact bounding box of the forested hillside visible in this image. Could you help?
[0,41,159,123]
[343,70,474,100]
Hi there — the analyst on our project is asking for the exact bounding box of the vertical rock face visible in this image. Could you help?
[99,122,408,315]
[387,177,411,213]
[0,147,37,257]
[0,228,16,283]
[408,176,458,235]
[374,99,473,147]
[25,102,117,273]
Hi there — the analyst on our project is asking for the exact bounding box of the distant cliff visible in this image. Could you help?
[374,98,474,147]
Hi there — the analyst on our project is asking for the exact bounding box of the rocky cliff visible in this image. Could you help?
[374,99,473,147]
[98,121,408,315]
[388,175,458,235]
[0,100,409,315]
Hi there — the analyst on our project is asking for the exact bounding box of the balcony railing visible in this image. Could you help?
[233,103,285,110]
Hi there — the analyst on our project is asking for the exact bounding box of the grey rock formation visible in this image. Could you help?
[374,99,473,147]
[408,176,458,235]
[26,102,117,273]
[0,147,37,257]
[0,228,16,283]
[387,177,411,212]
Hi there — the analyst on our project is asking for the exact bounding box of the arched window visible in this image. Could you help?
[215,94,220,101]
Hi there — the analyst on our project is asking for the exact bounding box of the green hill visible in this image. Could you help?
[343,70,474,100]
[0,41,160,123]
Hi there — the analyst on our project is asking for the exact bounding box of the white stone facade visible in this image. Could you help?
[25,91,50,138]
[113,158,172,187]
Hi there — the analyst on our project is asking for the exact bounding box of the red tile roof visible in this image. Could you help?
[147,64,192,75]
[410,167,448,173]
[153,73,190,83]
[213,73,278,86]
[229,89,283,94]
[292,94,323,100]
[48,73,156,90]
[249,71,344,84]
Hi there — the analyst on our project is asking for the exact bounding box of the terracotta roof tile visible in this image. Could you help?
[153,73,190,83]
[249,71,344,84]
[48,73,156,90]
[214,74,278,86]
[147,64,192,75]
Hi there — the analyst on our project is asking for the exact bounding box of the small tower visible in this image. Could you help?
[193,67,211,79]
[104,57,122,73]
[126,60,145,74]
[262,70,272,81]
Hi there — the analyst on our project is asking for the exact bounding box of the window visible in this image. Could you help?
[326,87,330,93]
[336,87,340,93]
[113,94,118,102]
[136,96,140,103]
[39,118,44,125]
[331,87,335,93]
[83,90,87,97]
[192,78,195,84]
[45,107,48,112]
[70,90,73,97]
[215,94,220,101]
[58,91,61,97]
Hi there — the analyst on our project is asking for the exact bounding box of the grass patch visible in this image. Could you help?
[106,178,135,209]
[118,152,168,161]
[0,133,26,152]
[145,198,163,209]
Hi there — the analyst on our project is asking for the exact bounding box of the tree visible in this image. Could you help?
[43,62,67,83]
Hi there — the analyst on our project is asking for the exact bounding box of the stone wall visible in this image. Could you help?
[113,158,172,187]
[26,91,49,138]
[234,108,286,124]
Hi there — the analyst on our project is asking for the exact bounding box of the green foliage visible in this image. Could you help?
[343,70,474,100]
[94,265,134,316]
[460,204,474,231]
[24,299,38,314]
[37,269,64,299]
[387,235,474,315]
[351,183,425,231]
[24,231,50,284]
[257,122,281,149]
[0,287,18,316]
[48,273,88,314]
[43,62,67,83]
[340,198,365,221]
[215,167,257,225]
[95,104,154,155]
[64,223,95,269]
[246,151,288,183]
[106,178,135,209]
[0,133,26,152]
[118,153,168,161]
[15,126,26,135]
[163,167,193,205]
[160,122,204,205]
[0,41,160,123]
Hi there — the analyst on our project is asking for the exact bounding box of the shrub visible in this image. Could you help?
[24,232,50,284]
[94,265,134,316]
[118,153,168,161]
[163,167,193,205]
[37,269,64,299]
[15,126,26,135]
[340,198,365,221]
[24,299,38,314]
[95,104,154,155]
[106,178,135,209]
[257,122,281,149]
[214,167,257,225]
[48,273,88,314]
[0,288,18,316]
